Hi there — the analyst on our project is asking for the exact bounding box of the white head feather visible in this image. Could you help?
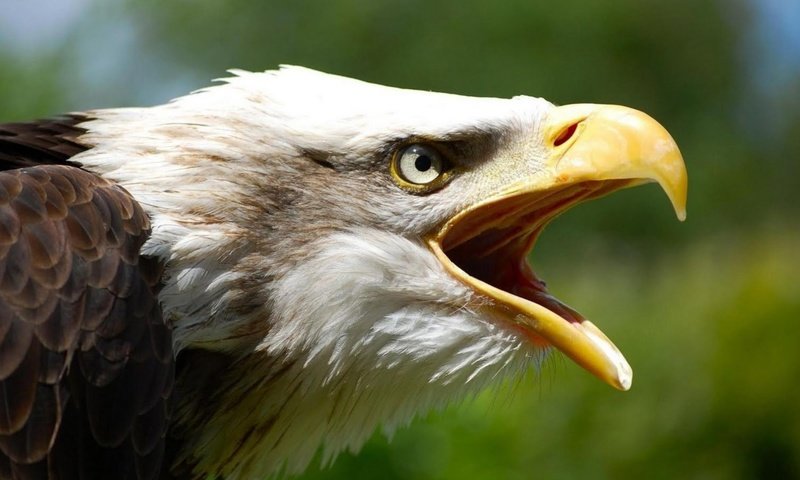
[71,66,556,478]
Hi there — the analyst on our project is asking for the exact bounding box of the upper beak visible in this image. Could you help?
[546,104,687,220]
[429,104,687,391]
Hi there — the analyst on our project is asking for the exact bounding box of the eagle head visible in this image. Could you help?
[73,66,687,478]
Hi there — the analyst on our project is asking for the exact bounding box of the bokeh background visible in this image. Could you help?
[2,0,799,478]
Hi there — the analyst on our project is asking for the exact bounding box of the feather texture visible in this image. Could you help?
[0,161,174,480]
[0,117,88,171]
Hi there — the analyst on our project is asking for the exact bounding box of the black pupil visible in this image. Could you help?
[415,155,432,172]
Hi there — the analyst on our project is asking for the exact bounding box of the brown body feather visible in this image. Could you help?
[0,117,88,171]
[0,120,175,480]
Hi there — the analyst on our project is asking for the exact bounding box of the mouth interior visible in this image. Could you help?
[445,232,583,342]
[439,181,632,336]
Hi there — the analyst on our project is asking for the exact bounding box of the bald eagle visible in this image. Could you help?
[0,67,686,479]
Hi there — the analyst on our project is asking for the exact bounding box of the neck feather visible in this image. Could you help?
[175,230,537,478]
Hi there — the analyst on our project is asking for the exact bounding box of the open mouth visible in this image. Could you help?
[428,180,637,390]
[427,103,688,390]
[444,180,635,333]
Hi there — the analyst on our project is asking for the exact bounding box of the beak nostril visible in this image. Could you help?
[554,123,578,147]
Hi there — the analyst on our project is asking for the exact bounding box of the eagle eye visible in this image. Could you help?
[391,143,450,191]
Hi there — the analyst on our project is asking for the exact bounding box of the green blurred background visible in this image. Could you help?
[2,0,798,478]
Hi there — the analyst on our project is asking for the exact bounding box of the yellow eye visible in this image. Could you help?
[394,144,446,185]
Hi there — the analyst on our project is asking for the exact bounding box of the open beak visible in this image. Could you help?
[428,104,687,391]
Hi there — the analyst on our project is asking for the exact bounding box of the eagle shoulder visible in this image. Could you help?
[0,160,174,480]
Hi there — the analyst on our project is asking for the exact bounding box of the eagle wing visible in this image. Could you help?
[0,120,174,480]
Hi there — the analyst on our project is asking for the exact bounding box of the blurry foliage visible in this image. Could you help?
[1,0,799,478]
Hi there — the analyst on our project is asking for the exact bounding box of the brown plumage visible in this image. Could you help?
[0,122,173,479]
[0,118,88,171]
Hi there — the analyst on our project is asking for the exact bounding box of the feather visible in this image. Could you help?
[86,249,120,289]
[34,296,85,352]
[41,179,68,220]
[37,349,66,385]
[81,287,115,330]
[25,220,65,270]
[0,339,39,436]
[85,360,148,448]
[134,436,165,480]
[0,320,34,380]
[65,202,105,254]
[19,293,65,335]
[0,206,21,246]
[0,176,22,206]
[58,253,88,302]
[30,245,72,290]
[132,401,166,456]
[0,384,59,463]
[0,236,31,295]
[11,177,48,225]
